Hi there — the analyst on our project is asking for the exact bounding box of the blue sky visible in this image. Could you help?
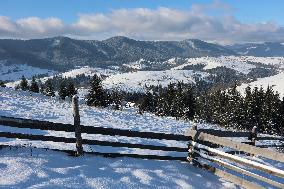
[1,0,283,24]
[0,0,283,43]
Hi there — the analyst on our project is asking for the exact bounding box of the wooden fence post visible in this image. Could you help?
[72,95,83,156]
[188,123,200,166]
[250,126,258,146]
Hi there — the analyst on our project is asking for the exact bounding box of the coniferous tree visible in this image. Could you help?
[39,83,45,94]
[86,74,107,107]
[20,76,29,91]
[67,82,77,98]
[110,89,123,110]
[182,85,196,120]
[58,81,68,100]
[29,76,39,93]
[44,79,55,97]
[139,91,154,113]
[0,80,6,87]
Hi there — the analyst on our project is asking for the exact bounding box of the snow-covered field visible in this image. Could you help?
[237,71,284,98]
[0,87,239,188]
[0,86,284,188]
[0,61,55,81]
[0,147,233,189]
[172,56,284,73]
[103,70,209,92]
[171,56,256,74]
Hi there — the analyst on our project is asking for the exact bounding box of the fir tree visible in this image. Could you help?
[20,76,29,91]
[0,80,6,87]
[139,91,154,113]
[67,82,77,98]
[110,89,122,110]
[58,81,68,100]
[44,80,55,97]
[86,74,107,107]
[29,76,39,93]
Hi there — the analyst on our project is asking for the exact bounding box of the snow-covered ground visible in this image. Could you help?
[103,70,209,92]
[172,56,284,73]
[237,71,284,98]
[0,61,55,81]
[0,87,240,188]
[0,87,283,188]
[0,147,233,189]
[5,66,119,88]
[171,56,257,74]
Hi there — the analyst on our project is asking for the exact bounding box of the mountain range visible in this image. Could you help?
[0,36,283,71]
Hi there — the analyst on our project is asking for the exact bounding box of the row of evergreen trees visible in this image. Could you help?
[139,82,196,120]
[196,85,284,135]
[16,75,77,99]
[137,83,284,135]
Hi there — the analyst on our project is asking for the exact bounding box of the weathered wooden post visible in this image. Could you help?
[250,126,258,146]
[72,95,83,156]
[188,122,199,166]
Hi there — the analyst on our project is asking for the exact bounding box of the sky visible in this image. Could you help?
[0,0,284,44]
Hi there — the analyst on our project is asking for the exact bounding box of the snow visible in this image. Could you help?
[0,61,55,81]
[246,46,257,50]
[187,40,198,50]
[0,88,238,188]
[172,56,284,74]
[237,71,284,98]
[103,70,209,92]
[171,56,257,74]
[52,39,60,47]
[0,147,232,189]
[61,66,117,78]
[265,47,270,52]
[5,66,118,88]
[123,59,148,70]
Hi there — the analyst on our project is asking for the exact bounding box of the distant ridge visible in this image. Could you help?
[0,36,235,71]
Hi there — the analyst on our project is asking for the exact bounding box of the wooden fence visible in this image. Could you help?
[0,115,283,188]
[0,115,190,161]
[186,126,284,189]
[0,96,283,188]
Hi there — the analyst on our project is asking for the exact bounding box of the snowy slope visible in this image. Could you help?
[60,66,118,78]
[237,71,284,98]
[171,56,257,74]
[103,70,209,92]
[5,66,119,88]
[0,147,234,189]
[0,61,55,81]
[0,87,238,188]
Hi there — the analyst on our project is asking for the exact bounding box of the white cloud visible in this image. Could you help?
[0,1,283,44]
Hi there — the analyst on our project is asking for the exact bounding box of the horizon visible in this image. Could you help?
[1,0,284,44]
[1,35,284,46]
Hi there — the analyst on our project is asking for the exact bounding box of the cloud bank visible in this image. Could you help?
[0,2,283,44]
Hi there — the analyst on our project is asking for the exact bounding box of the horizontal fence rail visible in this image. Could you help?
[0,145,187,162]
[186,129,284,163]
[1,115,284,189]
[0,131,188,152]
[199,129,284,141]
[187,127,284,189]
[0,116,190,141]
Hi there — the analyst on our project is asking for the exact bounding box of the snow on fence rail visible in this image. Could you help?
[186,127,284,189]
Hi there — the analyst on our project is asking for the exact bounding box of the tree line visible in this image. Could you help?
[137,82,284,135]
[9,73,284,136]
[15,75,77,99]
